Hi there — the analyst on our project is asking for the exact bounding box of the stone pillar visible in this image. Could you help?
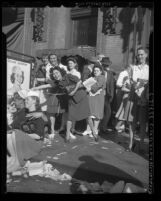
[23,8,34,57]
[47,6,72,49]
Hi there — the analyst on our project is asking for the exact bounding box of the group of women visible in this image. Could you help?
[6,47,149,179]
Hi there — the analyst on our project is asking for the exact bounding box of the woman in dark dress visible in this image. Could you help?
[32,67,98,142]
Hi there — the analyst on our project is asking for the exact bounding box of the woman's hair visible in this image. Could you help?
[93,64,105,75]
[66,57,78,71]
[50,66,67,80]
[48,53,60,64]
[10,71,24,84]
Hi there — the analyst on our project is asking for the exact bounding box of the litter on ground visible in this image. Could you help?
[101,147,109,150]
[56,152,67,156]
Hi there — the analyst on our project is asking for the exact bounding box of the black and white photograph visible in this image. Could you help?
[7,57,32,94]
[2,2,154,195]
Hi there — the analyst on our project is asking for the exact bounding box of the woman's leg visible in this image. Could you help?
[82,121,92,135]
[59,112,68,131]
[88,117,98,141]
[50,115,56,134]
[129,122,134,150]
[66,120,72,140]
[93,119,100,134]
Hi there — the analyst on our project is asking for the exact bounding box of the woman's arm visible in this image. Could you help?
[26,112,48,122]
[69,80,82,96]
[32,83,52,90]
[90,76,105,93]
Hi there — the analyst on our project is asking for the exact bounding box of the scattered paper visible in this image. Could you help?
[47,156,52,158]
[53,157,59,160]
[102,140,114,143]
[101,147,109,150]
[13,180,20,182]
[72,146,78,149]
[56,152,67,156]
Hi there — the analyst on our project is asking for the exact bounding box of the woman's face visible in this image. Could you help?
[94,67,102,77]
[68,60,76,71]
[42,56,48,65]
[49,55,58,66]
[53,70,62,81]
[15,72,23,85]
[15,98,25,109]
[25,97,35,109]
[137,49,147,64]
[7,101,17,114]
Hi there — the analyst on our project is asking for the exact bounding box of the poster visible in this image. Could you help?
[7,57,32,90]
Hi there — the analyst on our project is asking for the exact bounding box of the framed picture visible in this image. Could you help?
[7,57,32,91]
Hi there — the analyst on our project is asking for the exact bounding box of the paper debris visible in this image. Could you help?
[126,187,132,193]
[47,156,52,159]
[53,157,59,160]
[72,146,78,149]
[102,140,114,143]
[13,180,20,182]
[101,147,109,150]
[60,173,72,181]
[56,152,67,156]
[89,142,98,145]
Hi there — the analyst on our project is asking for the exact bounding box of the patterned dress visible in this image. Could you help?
[88,75,106,119]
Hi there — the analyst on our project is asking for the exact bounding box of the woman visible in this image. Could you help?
[32,67,98,142]
[7,66,24,98]
[7,94,44,177]
[115,65,136,151]
[83,65,106,138]
[115,65,133,132]
[64,57,81,136]
[67,57,81,79]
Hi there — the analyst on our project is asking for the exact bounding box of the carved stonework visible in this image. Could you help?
[101,7,117,35]
[32,8,45,42]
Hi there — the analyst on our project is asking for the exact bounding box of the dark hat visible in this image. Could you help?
[66,57,77,64]
[101,57,112,66]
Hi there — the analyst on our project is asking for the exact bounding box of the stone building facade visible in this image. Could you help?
[3,6,153,73]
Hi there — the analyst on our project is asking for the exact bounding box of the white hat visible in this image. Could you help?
[18,89,29,99]
[26,90,40,98]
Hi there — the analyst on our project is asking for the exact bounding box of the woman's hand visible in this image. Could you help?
[26,112,48,122]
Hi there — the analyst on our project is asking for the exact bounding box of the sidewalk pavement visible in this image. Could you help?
[7,131,149,194]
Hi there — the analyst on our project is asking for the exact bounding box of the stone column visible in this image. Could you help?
[47,6,72,49]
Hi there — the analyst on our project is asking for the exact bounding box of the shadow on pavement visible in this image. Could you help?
[70,155,144,194]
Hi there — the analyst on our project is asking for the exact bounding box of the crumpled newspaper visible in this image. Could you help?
[23,160,72,181]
